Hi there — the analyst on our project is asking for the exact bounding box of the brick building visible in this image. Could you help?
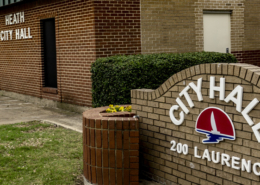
[0,0,141,107]
[0,0,259,107]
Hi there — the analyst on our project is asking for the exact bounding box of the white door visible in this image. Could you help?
[203,14,231,53]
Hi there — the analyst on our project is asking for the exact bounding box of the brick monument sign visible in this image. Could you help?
[132,63,260,184]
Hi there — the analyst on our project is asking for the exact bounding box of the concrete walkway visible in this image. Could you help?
[0,95,83,133]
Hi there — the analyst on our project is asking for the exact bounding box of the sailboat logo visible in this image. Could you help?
[195,107,236,144]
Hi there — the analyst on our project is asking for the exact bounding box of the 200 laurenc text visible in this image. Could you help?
[170,139,260,176]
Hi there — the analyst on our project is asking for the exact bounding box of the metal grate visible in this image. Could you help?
[203,10,232,14]
[0,0,22,7]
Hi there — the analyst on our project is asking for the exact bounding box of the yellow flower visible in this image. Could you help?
[124,105,132,112]
[106,108,113,113]
[107,104,132,113]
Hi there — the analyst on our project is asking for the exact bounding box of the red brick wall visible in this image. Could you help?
[93,0,141,57]
[0,0,141,107]
[232,50,260,65]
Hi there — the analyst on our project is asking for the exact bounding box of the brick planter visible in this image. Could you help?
[82,106,139,185]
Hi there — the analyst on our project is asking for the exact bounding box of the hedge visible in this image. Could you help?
[91,52,237,107]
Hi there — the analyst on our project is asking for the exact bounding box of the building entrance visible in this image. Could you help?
[41,18,57,88]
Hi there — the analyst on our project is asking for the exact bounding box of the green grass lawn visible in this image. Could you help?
[0,121,83,185]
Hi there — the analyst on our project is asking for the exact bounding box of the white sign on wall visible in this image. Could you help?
[1,11,33,41]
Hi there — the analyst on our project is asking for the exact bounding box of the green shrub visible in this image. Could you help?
[91,52,237,107]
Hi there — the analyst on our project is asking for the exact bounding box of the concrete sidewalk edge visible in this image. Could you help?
[0,90,92,114]
[42,120,83,133]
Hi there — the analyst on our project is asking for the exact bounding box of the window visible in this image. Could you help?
[41,18,57,88]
